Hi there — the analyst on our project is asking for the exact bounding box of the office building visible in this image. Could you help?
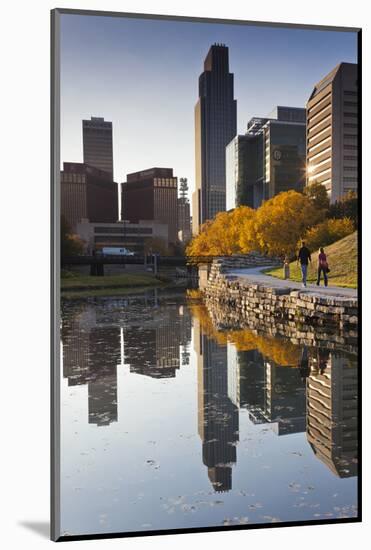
[76,219,169,254]
[226,107,306,209]
[306,63,358,202]
[193,44,237,234]
[121,168,178,244]
[82,116,114,178]
[61,162,118,231]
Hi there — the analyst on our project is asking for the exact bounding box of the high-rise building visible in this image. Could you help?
[226,107,306,209]
[306,63,358,202]
[193,44,237,234]
[121,167,178,244]
[82,117,114,179]
[61,162,118,231]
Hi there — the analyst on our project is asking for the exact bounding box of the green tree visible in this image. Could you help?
[329,191,358,226]
[144,237,170,256]
[61,216,85,257]
[303,181,330,212]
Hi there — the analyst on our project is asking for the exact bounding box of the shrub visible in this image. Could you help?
[302,217,354,252]
[328,191,358,226]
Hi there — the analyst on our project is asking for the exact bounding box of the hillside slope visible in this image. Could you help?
[266,231,358,288]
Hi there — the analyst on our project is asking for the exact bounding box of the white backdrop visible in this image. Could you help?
[1,0,369,548]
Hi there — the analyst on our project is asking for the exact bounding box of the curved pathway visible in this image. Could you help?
[227,266,357,299]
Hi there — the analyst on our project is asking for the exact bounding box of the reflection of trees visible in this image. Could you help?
[190,299,358,478]
[189,303,301,366]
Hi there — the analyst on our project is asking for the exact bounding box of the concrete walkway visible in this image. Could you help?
[227,266,357,299]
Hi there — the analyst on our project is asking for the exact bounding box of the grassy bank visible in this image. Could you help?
[265,231,358,289]
[61,272,169,298]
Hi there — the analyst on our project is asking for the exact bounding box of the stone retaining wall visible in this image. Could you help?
[203,258,358,333]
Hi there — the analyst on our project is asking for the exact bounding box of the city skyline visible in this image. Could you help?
[60,14,358,212]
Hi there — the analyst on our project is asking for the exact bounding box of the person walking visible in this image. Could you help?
[297,240,311,287]
[317,247,329,287]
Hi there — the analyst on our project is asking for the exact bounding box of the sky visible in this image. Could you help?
[60,13,358,207]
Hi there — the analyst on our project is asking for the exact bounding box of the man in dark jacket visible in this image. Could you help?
[297,241,311,287]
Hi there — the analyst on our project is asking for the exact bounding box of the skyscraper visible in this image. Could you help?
[226,107,306,210]
[60,162,118,231]
[306,63,358,202]
[121,167,178,244]
[193,44,237,234]
[82,116,114,178]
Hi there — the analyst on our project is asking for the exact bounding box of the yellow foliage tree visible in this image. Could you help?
[246,190,325,258]
[302,217,354,252]
[186,206,255,256]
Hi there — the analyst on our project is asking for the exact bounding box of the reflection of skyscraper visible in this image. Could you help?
[193,44,237,234]
[242,354,306,436]
[61,304,96,386]
[87,327,120,426]
[194,321,239,492]
[61,304,120,427]
[306,351,358,477]
[88,373,117,427]
[123,306,182,378]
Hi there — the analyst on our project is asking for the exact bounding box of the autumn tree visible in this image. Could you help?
[302,217,354,252]
[246,190,325,258]
[186,206,255,257]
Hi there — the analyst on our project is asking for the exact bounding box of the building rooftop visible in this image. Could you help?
[126,167,174,183]
[308,62,357,100]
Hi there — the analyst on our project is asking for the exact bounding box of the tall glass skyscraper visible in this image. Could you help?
[192,44,237,234]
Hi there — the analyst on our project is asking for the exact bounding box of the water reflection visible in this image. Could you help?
[194,317,239,492]
[305,351,358,478]
[60,289,358,533]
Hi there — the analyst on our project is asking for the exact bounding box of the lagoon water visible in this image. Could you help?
[60,288,358,537]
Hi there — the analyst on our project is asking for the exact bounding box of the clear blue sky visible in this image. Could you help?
[60,13,358,205]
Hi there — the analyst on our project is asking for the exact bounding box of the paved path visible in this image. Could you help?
[227,266,357,299]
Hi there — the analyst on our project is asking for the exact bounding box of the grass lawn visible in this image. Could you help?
[265,231,358,289]
[61,272,168,295]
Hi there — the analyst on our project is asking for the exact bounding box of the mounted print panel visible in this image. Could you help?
[51,8,361,542]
